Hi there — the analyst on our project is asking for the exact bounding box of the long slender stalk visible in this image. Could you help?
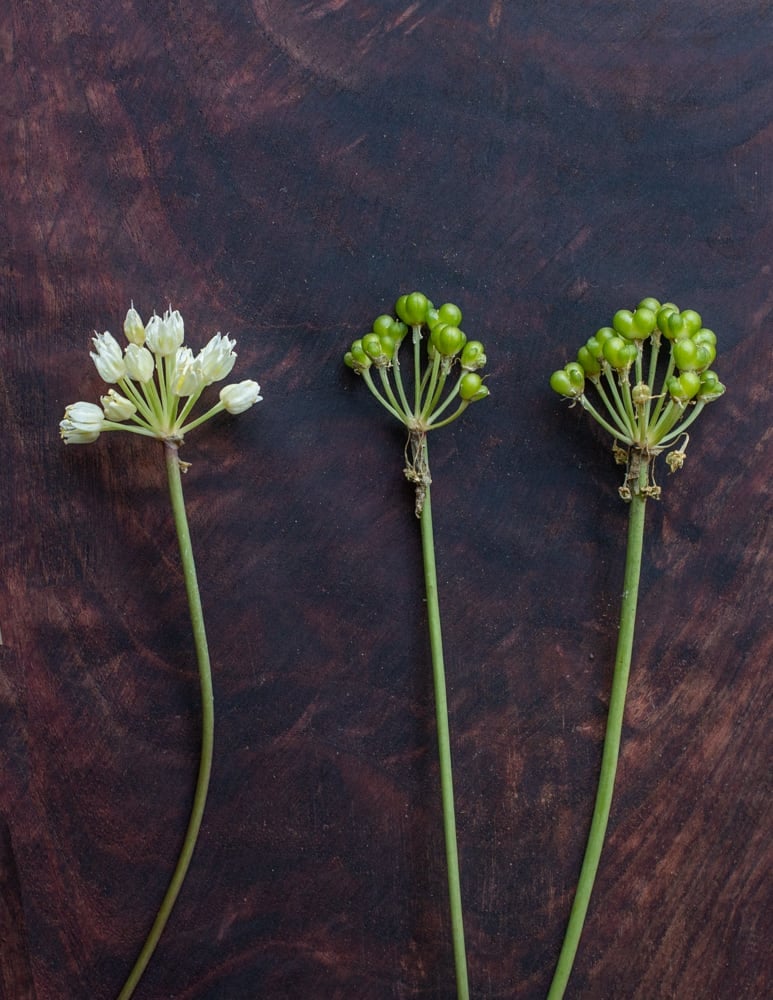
[418,440,470,1000]
[546,457,648,1000]
[117,440,214,999]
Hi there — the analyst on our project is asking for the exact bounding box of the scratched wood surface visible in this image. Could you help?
[0,2,771,998]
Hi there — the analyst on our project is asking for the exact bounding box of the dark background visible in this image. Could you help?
[0,2,770,998]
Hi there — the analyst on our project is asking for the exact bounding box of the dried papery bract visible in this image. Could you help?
[60,304,262,1000]
[547,297,725,998]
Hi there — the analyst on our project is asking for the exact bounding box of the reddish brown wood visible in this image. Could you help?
[0,1,771,998]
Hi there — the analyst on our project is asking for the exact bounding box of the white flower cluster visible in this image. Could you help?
[60,306,262,444]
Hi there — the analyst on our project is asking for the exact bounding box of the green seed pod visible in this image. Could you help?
[550,369,581,398]
[603,336,637,370]
[638,297,661,313]
[390,320,409,344]
[584,336,604,361]
[349,339,372,369]
[379,335,396,360]
[694,328,717,348]
[612,309,635,339]
[437,302,462,327]
[426,308,441,330]
[343,351,357,370]
[657,304,679,336]
[577,345,602,376]
[698,370,726,402]
[673,337,699,371]
[666,311,687,340]
[362,333,385,360]
[680,309,702,335]
[631,306,656,338]
[460,372,485,400]
[668,371,701,401]
[432,324,467,357]
[595,326,616,346]
[565,361,586,392]
[694,341,716,370]
[372,314,394,337]
[396,291,429,326]
[461,340,487,370]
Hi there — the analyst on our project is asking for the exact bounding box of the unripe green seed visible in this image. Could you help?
[680,309,702,335]
[396,291,429,326]
[595,327,616,346]
[603,336,637,369]
[694,328,717,348]
[379,335,396,360]
[694,342,715,370]
[550,369,581,398]
[577,345,601,376]
[461,340,486,370]
[362,333,384,359]
[668,371,701,401]
[631,306,656,338]
[460,372,484,400]
[564,361,586,390]
[372,314,394,337]
[613,309,635,338]
[349,340,372,369]
[390,320,409,344]
[673,337,698,371]
[437,302,462,327]
[432,324,466,357]
[698,370,726,401]
[666,311,686,340]
[426,308,441,330]
[638,297,661,313]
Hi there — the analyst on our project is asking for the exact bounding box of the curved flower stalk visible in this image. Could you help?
[547,298,725,998]
[344,292,489,1000]
[60,305,261,1000]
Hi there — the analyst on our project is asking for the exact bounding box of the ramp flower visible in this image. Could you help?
[547,298,725,998]
[59,304,262,1000]
[60,401,105,443]
[60,305,260,447]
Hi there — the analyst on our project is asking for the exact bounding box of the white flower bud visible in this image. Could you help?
[172,347,204,397]
[90,331,126,383]
[59,401,105,443]
[123,305,146,346]
[197,333,237,384]
[145,308,185,356]
[219,380,262,414]
[124,343,155,382]
[100,389,137,421]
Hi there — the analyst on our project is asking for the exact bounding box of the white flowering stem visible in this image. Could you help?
[117,440,214,1000]
[547,457,648,1000]
[419,439,469,1000]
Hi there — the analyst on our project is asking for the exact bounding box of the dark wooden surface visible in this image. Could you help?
[1,2,771,998]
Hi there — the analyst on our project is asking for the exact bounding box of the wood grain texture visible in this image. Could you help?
[0,1,771,998]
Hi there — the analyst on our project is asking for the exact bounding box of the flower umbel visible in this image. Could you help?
[549,297,725,498]
[344,291,489,516]
[60,305,261,445]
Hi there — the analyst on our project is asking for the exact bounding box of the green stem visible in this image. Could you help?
[546,456,648,1000]
[418,442,470,1000]
[117,440,214,1000]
